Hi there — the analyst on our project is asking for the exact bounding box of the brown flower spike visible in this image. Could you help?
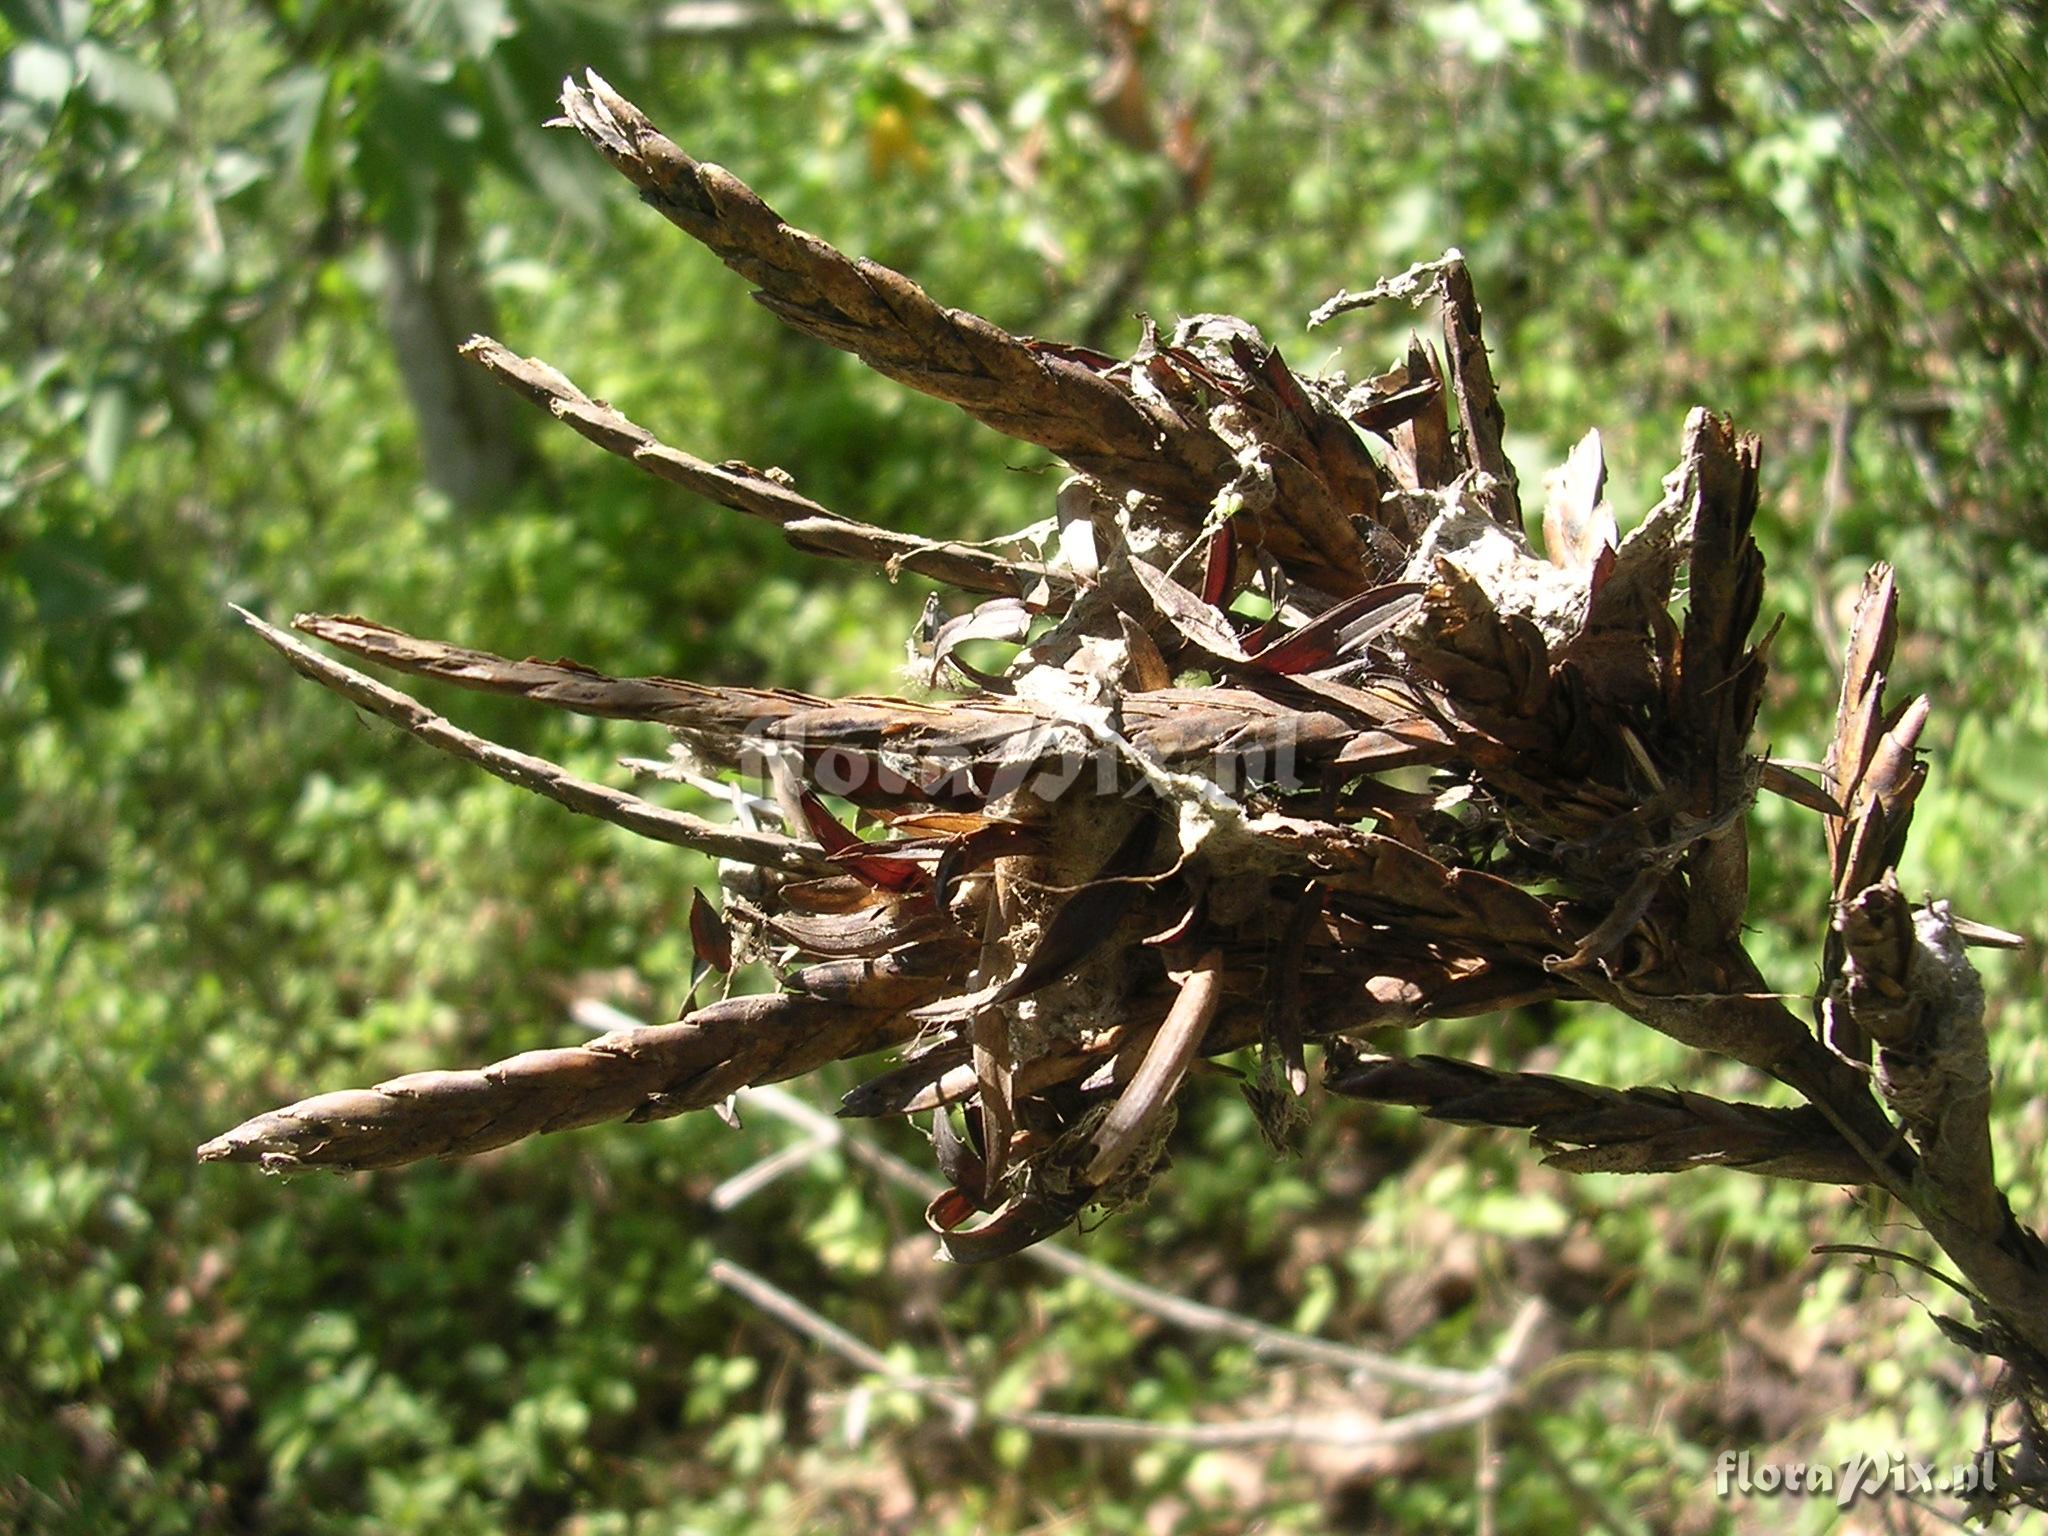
[201,73,2047,1489]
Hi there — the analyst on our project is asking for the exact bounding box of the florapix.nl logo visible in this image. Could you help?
[1713,1448,1998,1509]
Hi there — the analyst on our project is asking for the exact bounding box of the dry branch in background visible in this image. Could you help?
[200,70,2048,1509]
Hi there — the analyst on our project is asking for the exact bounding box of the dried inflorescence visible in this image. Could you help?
[202,72,2047,1493]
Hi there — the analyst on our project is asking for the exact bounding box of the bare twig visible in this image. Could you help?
[1476,1412,1500,1536]
[710,1252,1547,1449]
[708,1258,966,1399]
[726,1079,1493,1395]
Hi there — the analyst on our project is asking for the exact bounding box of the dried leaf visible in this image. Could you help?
[1761,760,1843,816]
[1248,582,1425,675]
[689,890,733,972]
[838,1044,972,1118]
[798,791,925,891]
[939,1190,1088,1264]
[931,1106,989,1208]
[928,597,1033,687]
[1201,518,1237,608]
[1117,612,1174,692]
[1127,554,1249,666]
[1086,949,1225,1184]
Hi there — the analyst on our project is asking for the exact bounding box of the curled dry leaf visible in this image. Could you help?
[689,890,734,973]
[927,597,1034,689]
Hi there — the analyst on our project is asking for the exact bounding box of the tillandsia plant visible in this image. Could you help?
[203,73,2048,1502]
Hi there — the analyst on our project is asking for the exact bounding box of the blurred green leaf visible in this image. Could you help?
[7,38,75,105]
[74,39,176,123]
[80,381,131,487]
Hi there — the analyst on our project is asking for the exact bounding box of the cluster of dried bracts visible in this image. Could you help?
[202,74,2048,1472]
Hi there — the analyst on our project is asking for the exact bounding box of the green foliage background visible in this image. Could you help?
[4,1,2046,1530]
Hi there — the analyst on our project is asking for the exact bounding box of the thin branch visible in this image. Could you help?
[709,1253,1547,1449]
[1476,1413,1500,1536]
[729,1079,1493,1395]
[709,1131,834,1210]
[708,1258,966,1398]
